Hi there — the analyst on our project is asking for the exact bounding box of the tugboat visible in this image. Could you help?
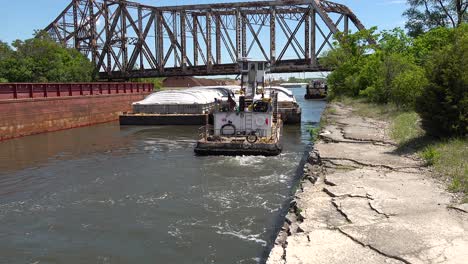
[305,79,328,99]
[194,60,282,156]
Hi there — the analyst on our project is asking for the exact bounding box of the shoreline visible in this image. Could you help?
[267,102,468,264]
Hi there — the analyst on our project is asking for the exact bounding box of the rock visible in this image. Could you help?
[308,150,322,165]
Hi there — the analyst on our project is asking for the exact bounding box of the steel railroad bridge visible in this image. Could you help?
[44,0,370,80]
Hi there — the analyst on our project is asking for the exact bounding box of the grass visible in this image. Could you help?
[334,96,468,202]
[308,126,321,142]
[430,139,468,197]
[334,96,404,120]
[390,112,425,145]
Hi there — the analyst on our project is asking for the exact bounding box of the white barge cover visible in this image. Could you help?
[257,86,296,102]
[134,89,222,105]
[131,88,224,115]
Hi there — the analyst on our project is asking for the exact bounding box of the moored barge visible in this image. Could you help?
[305,79,328,99]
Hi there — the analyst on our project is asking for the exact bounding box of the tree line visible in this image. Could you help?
[323,14,466,138]
[0,32,94,83]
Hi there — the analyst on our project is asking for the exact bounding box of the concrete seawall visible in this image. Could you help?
[0,93,149,141]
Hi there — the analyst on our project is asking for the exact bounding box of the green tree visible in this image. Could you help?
[0,41,13,82]
[322,27,379,98]
[0,41,12,60]
[359,52,427,108]
[0,32,94,83]
[416,25,468,137]
[404,0,468,37]
[411,26,454,62]
[324,27,427,108]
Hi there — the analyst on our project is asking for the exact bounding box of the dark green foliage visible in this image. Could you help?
[416,26,468,137]
[322,27,379,98]
[411,27,453,62]
[0,32,94,83]
[359,53,427,108]
[325,28,428,109]
[323,23,467,137]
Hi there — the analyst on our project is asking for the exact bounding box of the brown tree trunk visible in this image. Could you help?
[456,0,468,26]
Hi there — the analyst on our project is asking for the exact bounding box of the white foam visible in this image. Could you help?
[213,223,267,246]
[215,230,267,246]
[135,193,168,205]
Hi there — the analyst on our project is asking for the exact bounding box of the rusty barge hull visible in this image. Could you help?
[119,113,210,126]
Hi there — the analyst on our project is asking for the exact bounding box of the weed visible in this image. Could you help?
[308,127,321,142]
[421,147,440,166]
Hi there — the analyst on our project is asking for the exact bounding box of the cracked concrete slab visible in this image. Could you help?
[333,196,386,225]
[285,230,404,264]
[267,103,468,264]
[342,124,390,144]
[316,142,421,169]
[321,125,359,143]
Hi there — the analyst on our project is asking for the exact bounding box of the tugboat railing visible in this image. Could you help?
[198,125,281,142]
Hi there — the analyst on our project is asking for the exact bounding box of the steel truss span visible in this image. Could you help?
[44,0,370,79]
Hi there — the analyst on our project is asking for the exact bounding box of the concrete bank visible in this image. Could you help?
[267,103,468,264]
[0,93,149,141]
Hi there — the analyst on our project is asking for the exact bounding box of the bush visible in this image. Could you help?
[416,27,468,137]
[358,52,426,107]
[390,65,427,108]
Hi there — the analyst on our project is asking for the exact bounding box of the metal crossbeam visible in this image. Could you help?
[44,0,372,79]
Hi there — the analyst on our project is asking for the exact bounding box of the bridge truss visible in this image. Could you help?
[44,0,369,79]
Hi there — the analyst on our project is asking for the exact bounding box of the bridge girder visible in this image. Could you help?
[44,0,370,80]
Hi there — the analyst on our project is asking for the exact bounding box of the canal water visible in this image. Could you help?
[0,89,326,264]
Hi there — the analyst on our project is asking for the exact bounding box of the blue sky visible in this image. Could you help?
[0,0,408,44]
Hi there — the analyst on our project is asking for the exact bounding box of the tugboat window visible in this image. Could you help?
[258,63,264,70]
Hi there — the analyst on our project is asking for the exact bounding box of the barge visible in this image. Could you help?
[119,89,222,125]
[120,84,301,125]
[194,60,282,156]
[305,80,328,99]
[263,86,301,124]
